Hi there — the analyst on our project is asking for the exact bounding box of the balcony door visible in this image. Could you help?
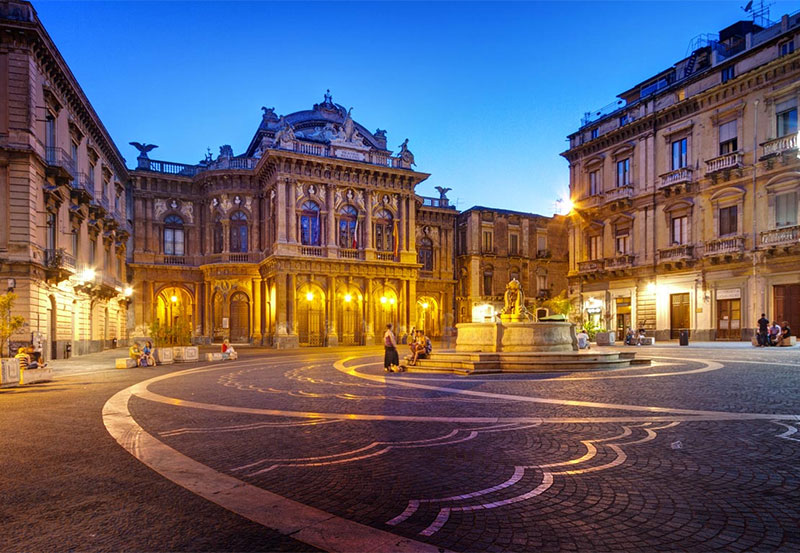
[774,285,800,335]
[670,293,690,339]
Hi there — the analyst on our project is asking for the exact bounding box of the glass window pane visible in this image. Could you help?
[164,228,174,255]
[175,229,184,256]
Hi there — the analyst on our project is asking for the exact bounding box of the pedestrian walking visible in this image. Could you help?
[757,313,770,346]
[383,324,399,372]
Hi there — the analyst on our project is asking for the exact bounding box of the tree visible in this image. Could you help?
[542,289,572,317]
[0,292,26,357]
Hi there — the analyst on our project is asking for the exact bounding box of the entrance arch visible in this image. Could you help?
[415,296,440,337]
[338,286,363,346]
[373,286,398,344]
[229,292,250,343]
[155,286,194,343]
[297,283,325,346]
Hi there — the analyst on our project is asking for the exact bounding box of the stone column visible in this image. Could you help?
[364,192,373,250]
[222,221,230,253]
[276,182,287,243]
[287,273,296,337]
[408,278,416,334]
[365,278,374,344]
[288,183,297,244]
[326,186,337,250]
[399,279,407,334]
[274,273,289,346]
[407,195,416,253]
[326,275,338,346]
[398,195,406,253]
[252,277,262,342]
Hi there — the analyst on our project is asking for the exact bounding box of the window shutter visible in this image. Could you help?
[719,120,737,143]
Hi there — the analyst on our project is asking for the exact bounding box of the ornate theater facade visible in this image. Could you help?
[129,92,458,347]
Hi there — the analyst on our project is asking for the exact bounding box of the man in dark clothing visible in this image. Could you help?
[757,313,770,346]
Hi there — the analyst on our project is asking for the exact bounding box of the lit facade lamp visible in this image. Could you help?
[306,291,314,302]
[343,293,352,303]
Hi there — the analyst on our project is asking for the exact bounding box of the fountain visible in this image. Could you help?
[405,279,648,374]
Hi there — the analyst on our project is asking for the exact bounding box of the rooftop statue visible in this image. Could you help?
[341,107,356,142]
[274,117,295,146]
[129,142,158,159]
[500,279,533,322]
[261,106,278,121]
[398,138,415,166]
[435,186,452,201]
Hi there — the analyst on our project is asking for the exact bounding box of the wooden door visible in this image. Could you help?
[774,285,800,332]
[670,293,690,339]
[298,303,324,346]
[338,303,361,345]
[229,293,250,343]
[716,299,741,340]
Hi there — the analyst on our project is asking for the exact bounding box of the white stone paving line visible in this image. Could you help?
[772,421,800,442]
[389,422,682,536]
[103,358,452,553]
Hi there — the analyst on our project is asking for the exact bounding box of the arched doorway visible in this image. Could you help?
[297,284,324,346]
[155,286,194,343]
[338,288,363,345]
[229,292,250,343]
[374,287,398,344]
[416,296,439,337]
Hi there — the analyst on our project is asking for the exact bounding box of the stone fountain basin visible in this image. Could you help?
[455,321,577,353]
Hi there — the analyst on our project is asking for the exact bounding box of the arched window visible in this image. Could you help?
[374,209,394,252]
[300,201,320,246]
[510,266,520,283]
[213,215,223,253]
[230,211,248,252]
[418,237,433,271]
[338,205,359,248]
[163,214,184,255]
[483,266,493,297]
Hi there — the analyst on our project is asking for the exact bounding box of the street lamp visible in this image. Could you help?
[170,295,178,304]
[344,293,352,303]
[306,291,314,302]
[380,296,388,305]
[123,286,133,297]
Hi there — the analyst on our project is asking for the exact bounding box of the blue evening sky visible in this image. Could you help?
[35,1,799,215]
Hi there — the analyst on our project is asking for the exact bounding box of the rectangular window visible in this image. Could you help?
[775,192,798,228]
[89,238,96,265]
[483,273,493,296]
[779,40,794,56]
[615,227,630,254]
[616,158,630,187]
[536,274,547,293]
[45,114,55,149]
[117,257,122,278]
[589,170,600,195]
[776,99,798,137]
[719,120,737,155]
[458,227,467,255]
[509,233,519,256]
[482,230,493,253]
[104,247,110,271]
[88,162,95,187]
[671,138,687,170]
[619,114,629,126]
[721,66,735,83]
[591,128,598,139]
[587,235,601,260]
[719,205,738,236]
[71,230,78,258]
[537,234,547,254]
[671,215,688,245]
[70,141,78,170]
[46,212,56,251]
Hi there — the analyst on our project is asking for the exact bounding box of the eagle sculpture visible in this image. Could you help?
[129,142,158,158]
[435,186,452,200]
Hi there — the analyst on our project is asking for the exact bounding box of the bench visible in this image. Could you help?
[116,358,137,369]
[639,337,655,346]
[206,352,223,361]
[779,336,797,347]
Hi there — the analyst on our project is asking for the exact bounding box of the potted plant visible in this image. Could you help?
[148,321,173,365]
[0,292,25,387]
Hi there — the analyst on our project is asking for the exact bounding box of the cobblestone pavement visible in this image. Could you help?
[101,345,800,552]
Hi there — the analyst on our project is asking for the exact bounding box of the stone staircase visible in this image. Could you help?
[402,351,649,375]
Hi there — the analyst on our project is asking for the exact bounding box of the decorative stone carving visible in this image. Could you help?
[220,195,232,213]
[154,199,167,219]
[398,139,415,166]
[169,199,179,210]
[500,279,533,322]
[180,202,194,224]
[234,195,242,206]
[245,196,252,211]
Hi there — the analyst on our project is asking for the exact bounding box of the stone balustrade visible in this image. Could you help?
[604,185,633,202]
[375,251,395,261]
[760,225,800,246]
[658,244,694,261]
[705,151,743,174]
[338,248,362,260]
[659,167,693,188]
[300,246,324,257]
[704,236,745,255]
[604,254,635,269]
[760,134,798,158]
[577,260,603,272]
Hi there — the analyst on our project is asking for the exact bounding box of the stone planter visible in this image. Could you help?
[1,358,20,388]
[154,347,174,365]
[595,331,616,346]
[172,346,199,363]
[20,366,53,385]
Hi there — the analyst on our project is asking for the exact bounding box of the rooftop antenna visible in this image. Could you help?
[742,0,774,28]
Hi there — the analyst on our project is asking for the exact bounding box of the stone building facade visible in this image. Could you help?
[455,207,569,323]
[564,12,800,341]
[0,1,131,359]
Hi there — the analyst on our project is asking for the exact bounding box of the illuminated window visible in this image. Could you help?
[373,208,393,251]
[230,211,248,252]
[163,214,185,256]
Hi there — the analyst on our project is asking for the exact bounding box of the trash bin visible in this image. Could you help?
[112,338,118,348]
[679,329,689,346]
[65,343,72,359]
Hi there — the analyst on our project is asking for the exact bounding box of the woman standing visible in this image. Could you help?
[383,323,399,372]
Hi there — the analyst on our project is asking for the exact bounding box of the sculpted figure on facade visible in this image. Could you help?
[180,202,194,223]
[398,138,415,166]
[220,194,233,213]
[154,199,167,219]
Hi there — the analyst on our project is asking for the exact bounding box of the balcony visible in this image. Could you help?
[45,147,76,180]
[659,167,693,189]
[760,134,798,160]
[300,246,324,257]
[420,196,456,210]
[705,152,743,175]
[71,172,94,198]
[604,185,633,202]
[204,252,261,264]
[536,249,551,259]
[704,236,745,256]
[44,248,76,283]
[604,254,635,269]
[658,244,694,262]
[338,248,363,260]
[760,225,800,246]
[574,194,602,210]
[577,260,604,273]
[375,251,395,261]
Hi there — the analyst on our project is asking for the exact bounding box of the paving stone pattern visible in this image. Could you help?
[128,346,800,552]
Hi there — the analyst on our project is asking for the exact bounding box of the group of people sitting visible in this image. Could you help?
[129,341,156,367]
[14,346,47,370]
[383,324,433,372]
[624,327,649,346]
[757,314,792,346]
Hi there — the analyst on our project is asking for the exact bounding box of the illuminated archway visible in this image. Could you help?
[229,291,250,343]
[337,284,363,345]
[297,282,325,346]
[373,285,398,344]
[415,296,440,337]
[155,286,194,340]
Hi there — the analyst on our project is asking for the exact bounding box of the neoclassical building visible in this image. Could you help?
[0,1,131,359]
[129,92,450,347]
[564,12,800,341]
